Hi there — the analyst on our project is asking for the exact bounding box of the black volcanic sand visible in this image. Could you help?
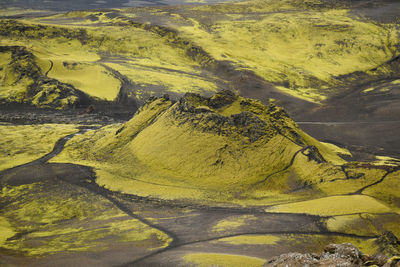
[295,71,400,159]
[298,121,400,160]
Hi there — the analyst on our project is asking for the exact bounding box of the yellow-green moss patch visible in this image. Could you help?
[0,124,79,171]
[320,142,352,157]
[316,167,386,195]
[0,216,15,246]
[183,253,265,267]
[267,195,392,216]
[326,214,379,236]
[212,215,257,233]
[48,61,121,100]
[50,93,353,205]
[0,182,171,256]
[215,234,281,245]
[170,2,400,102]
[364,171,400,209]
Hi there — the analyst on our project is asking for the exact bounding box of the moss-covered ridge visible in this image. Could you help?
[53,91,350,203]
[0,45,91,109]
[0,17,221,108]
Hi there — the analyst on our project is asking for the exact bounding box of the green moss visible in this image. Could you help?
[287,233,379,255]
[215,235,281,245]
[2,1,400,105]
[267,195,392,216]
[160,1,400,102]
[300,132,347,165]
[95,168,206,200]
[50,93,398,220]
[47,61,121,101]
[320,142,352,157]
[0,184,36,198]
[372,156,400,167]
[0,182,171,256]
[0,216,16,246]
[0,17,221,104]
[326,214,380,236]
[326,213,400,240]
[364,171,400,209]
[0,47,35,102]
[51,93,353,205]
[104,61,217,95]
[0,124,79,171]
[212,215,256,233]
[0,43,88,109]
[183,253,266,267]
[215,232,381,257]
[316,167,387,195]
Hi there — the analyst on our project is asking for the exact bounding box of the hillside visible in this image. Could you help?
[46,91,400,265]
[52,91,399,210]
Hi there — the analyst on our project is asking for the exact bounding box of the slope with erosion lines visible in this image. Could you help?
[119,0,400,104]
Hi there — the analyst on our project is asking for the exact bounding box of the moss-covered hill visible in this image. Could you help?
[48,91,400,252]
[51,91,397,207]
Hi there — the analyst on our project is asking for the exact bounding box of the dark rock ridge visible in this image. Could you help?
[0,20,88,44]
[168,90,307,145]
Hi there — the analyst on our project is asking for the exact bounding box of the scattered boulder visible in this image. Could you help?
[303,145,327,163]
[375,232,400,258]
[208,89,236,109]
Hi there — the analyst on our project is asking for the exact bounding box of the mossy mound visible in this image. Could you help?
[53,91,352,204]
[0,45,91,109]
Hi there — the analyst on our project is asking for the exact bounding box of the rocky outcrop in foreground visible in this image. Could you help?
[265,243,400,267]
